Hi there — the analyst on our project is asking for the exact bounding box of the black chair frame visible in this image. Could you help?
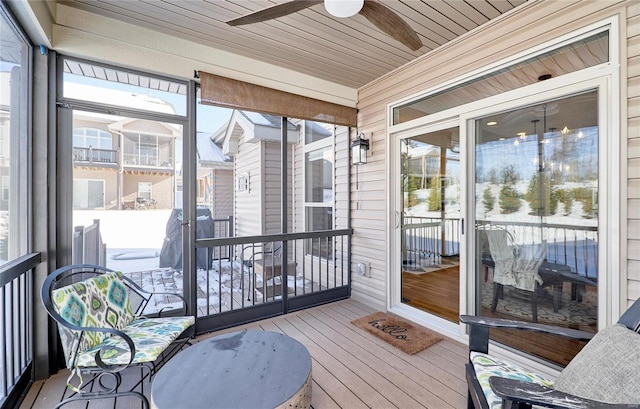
[42,264,195,409]
[460,298,640,409]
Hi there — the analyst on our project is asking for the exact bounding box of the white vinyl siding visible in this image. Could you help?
[211,169,233,220]
[234,135,262,238]
[625,2,640,306]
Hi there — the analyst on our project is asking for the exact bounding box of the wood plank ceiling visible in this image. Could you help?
[58,0,527,89]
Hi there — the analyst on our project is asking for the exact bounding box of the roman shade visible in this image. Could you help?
[199,72,357,127]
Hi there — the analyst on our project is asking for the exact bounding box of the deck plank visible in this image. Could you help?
[305,306,466,406]
[290,313,429,408]
[22,299,467,409]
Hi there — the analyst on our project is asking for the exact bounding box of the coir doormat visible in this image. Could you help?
[351,312,443,355]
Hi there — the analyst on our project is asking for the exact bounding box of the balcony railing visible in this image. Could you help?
[195,229,351,331]
[0,253,41,408]
[72,147,117,164]
[123,154,173,168]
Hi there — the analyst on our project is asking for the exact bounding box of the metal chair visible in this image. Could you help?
[41,264,195,408]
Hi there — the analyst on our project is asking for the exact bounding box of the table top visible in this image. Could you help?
[151,330,312,409]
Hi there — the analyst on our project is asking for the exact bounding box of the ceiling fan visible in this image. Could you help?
[226,0,423,52]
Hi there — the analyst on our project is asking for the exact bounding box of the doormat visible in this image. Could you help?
[351,312,443,355]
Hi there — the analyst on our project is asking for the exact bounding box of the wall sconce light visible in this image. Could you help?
[351,133,370,165]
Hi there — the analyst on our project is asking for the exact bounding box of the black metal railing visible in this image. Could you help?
[0,253,41,409]
[194,229,351,332]
[211,216,233,260]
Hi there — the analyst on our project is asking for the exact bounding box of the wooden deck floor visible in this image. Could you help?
[22,299,468,409]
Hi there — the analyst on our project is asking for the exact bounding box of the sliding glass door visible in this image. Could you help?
[473,91,599,365]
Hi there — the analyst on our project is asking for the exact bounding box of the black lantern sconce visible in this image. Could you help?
[351,133,370,165]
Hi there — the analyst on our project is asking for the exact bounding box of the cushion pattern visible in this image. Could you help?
[470,351,553,409]
[52,271,136,367]
[554,324,640,404]
[74,316,195,367]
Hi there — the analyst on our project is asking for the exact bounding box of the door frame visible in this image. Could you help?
[388,118,464,339]
[387,59,620,353]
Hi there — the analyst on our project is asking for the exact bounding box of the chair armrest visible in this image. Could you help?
[57,323,137,371]
[460,315,594,340]
[489,377,639,409]
[459,315,593,354]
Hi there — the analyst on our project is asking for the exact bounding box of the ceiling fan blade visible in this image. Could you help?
[227,0,323,26]
[359,1,422,51]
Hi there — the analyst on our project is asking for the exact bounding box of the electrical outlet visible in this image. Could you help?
[355,262,370,277]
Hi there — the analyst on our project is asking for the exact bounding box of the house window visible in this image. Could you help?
[138,182,152,200]
[303,121,334,257]
[73,128,112,149]
[123,132,172,167]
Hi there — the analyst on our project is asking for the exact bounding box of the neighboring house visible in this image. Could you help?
[69,83,181,210]
[213,110,345,274]
[213,110,299,237]
[196,131,233,220]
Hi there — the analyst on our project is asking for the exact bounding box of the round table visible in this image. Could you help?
[151,330,312,409]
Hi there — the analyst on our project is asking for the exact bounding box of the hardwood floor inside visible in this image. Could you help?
[401,263,595,367]
[22,299,468,409]
[402,266,460,323]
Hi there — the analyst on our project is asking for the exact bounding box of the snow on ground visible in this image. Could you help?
[74,209,169,272]
[74,209,170,249]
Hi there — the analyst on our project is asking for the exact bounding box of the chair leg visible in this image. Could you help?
[491,283,501,312]
[531,291,538,323]
[552,283,562,312]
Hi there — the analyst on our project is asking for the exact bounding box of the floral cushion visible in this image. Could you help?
[471,351,554,409]
[51,271,136,367]
[74,316,195,367]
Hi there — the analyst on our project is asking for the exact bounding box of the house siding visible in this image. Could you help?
[626,2,640,306]
[263,140,292,234]
[234,135,263,237]
[122,174,173,209]
[355,0,634,311]
[211,168,233,221]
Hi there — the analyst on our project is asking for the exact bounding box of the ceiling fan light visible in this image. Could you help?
[324,0,364,18]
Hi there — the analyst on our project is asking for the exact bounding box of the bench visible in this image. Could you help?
[42,264,195,409]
